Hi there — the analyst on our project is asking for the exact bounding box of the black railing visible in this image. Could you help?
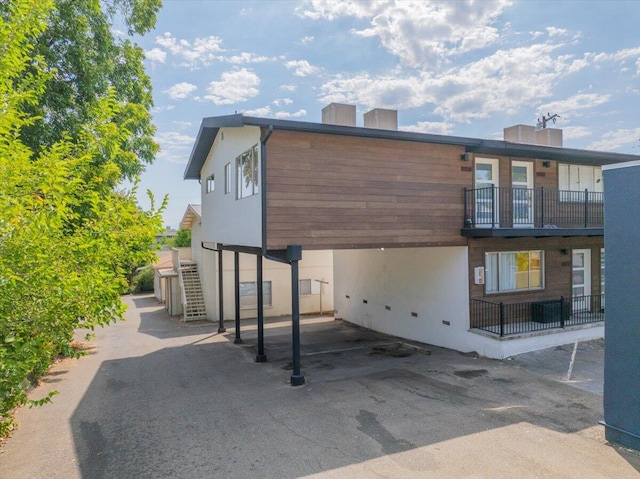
[463,187,604,229]
[470,294,605,337]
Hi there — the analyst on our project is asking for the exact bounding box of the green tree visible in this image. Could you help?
[172,229,192,247]
[0,0,166,437]
[0,0,162,181]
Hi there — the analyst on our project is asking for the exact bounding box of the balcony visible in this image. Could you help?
[462,187,604,237]
[471,294,605,337]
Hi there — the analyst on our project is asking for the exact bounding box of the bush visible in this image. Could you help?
[132,267,155,293]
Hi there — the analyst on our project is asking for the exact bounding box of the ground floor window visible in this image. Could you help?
[239,281,272,308]
[485,250,544,293]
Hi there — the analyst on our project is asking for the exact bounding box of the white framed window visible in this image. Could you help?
[236,144,259,199]
[224,163,231,194]
[558,164,603,201]
[485,250,544,293]
[206,174,215,193]
[299,279,312,295]
[239,281,272,308]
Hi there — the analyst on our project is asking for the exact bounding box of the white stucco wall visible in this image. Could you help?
[201,126,262,248]
[334,247,473,353]
[198,249,334,321]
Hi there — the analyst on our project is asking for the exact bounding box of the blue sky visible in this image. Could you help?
[133,0,640,228]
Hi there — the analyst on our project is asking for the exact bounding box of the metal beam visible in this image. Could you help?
[290,257,305,386]
[217,249,226,333]
[233,251,242,344]
[256,255,266,362]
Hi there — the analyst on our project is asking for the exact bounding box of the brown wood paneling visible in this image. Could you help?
[266,129,471,249]
[468,237,604,304]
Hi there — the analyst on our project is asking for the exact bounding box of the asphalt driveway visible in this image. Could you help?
[1,294,638,478]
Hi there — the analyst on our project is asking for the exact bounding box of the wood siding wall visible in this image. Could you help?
[265,130,471,250]
[468,236,604,304]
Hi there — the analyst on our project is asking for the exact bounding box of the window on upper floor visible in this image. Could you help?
[485,250,544,293]
[558,164,603,199]
[224,162,231,194]
[236,144,259,199]
[206,174,215,193]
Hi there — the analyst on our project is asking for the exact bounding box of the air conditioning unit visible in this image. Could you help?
[474,266,485,285]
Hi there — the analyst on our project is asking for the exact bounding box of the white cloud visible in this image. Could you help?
[546,27,569,37]
[280,84,298,92]
[274,109,307,119]
[164,82,197,100]
[298,0,511,68]
[145,48,166,64]
[301,35,314,45]
[562,126,591,140]
[538,93,611,119]
[273,98,294,107]
[587,127,640,152]
[593,46,640,75]
[401,121,455,135]
[319,42,585,122]
[225,52,269,64]
[155,132,196,164]
[285,59,321,77]
[155,32,224,69]
[243,106,272,116]
[202,68,260,105]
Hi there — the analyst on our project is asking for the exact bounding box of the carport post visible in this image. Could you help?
[290,257,305,386]
[217,249,226,333]
[234,251,242,344]
[256,255,267,362]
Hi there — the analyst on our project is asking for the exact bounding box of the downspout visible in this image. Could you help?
[260,125,274,259]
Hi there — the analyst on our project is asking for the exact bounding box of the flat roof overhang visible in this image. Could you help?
[461,227,604,238]
[184,114,640,180]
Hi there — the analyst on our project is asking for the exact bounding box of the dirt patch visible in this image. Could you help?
[369,344,413,358]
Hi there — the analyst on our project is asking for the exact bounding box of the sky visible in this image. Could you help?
[131,0,640,228]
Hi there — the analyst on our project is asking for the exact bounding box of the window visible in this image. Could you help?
[236,144,259,199]
[224,163,231,194]
[558,164,603,201]
[206,174,215,193]
[299,279,312,295]
[239,281,272,308]
[485,251,544,293]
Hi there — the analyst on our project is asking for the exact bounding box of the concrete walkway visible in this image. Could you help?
[1,294,638,478]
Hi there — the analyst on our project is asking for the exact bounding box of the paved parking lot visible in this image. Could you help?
[1,294,638,478]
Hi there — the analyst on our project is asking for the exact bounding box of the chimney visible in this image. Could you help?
[364,108,398,130]
[534,128,563,147]
[504,124,563,147]
[503,125,535,144]
[321,103,356,126]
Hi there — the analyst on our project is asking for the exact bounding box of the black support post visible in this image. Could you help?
[234,251,242,344]
[290,257,305,386]
[256,255,266,362]
[217,249,226,333]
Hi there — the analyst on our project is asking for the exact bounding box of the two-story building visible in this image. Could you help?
[184,103,639,385]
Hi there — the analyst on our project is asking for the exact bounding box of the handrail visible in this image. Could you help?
[463,186,604,229]
[470,294,604,336]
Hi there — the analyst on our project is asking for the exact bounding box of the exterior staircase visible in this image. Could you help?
[178,261,207,321]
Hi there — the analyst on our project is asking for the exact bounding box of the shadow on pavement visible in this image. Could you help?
[70,310,622,479]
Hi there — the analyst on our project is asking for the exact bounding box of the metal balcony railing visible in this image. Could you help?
[470,294,605,337]
[463,187,604,229]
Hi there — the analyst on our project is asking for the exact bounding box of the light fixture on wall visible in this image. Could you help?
[542,160,551,168]
[461,153,470,161]
[560,248,568,255]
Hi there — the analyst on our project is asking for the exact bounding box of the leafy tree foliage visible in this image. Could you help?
[0,0,166,437]
[171,229,192,247]
[0,0,162,180]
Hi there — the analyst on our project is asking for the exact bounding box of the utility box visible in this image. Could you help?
[602,160,640,451]
[531,299,568,324]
